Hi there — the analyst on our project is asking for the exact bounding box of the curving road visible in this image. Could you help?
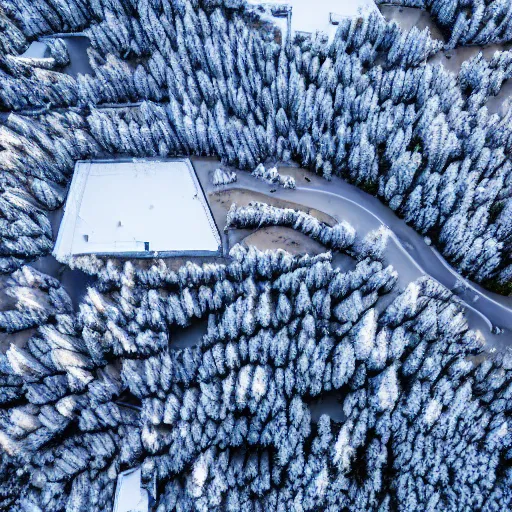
[295,186,511,334]
[210,167,512,348]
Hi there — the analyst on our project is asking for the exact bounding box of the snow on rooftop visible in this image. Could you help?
[54,158,221,260]
[113,467,148,512]
[20,41,48,59]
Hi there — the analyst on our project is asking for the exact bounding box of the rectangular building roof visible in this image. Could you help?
[54,158,221,260]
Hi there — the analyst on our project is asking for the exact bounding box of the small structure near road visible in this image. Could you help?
[54,158,221,261]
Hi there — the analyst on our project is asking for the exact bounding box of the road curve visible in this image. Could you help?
[299,185,512,317]
[221,170,512,348]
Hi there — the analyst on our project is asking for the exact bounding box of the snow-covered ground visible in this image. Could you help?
[20,41,48,58]
[20,35,92,77]
[54,159,221,260]
[191,157,512,348]
[247,0,380,41]
[288,0,379,35]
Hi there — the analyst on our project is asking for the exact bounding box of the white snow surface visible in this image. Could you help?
[113,467,148,512]
[291,0,379,35]
[54,159,221,259]
[247,0,380,40]
[20,41,48,58]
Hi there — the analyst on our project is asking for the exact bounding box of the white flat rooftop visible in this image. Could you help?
[113,467,148,512]
[248,0,380,41]
[54,158,221,259]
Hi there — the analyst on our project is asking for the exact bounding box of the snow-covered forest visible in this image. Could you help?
[0,1,510,291]
[0,0,511,510]
[2,243,511,511]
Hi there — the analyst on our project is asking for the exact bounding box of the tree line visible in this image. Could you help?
[0,244,509,510]
[0,3,510,292]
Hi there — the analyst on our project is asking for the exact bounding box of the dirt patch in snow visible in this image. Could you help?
[210,188,338,227]
[241,225,327,255]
